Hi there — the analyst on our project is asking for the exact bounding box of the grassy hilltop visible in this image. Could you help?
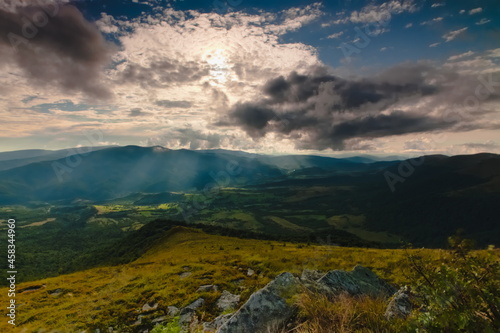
[0,226,447,332]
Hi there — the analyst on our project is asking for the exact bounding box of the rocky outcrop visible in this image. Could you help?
[213,266,398,333]
[216,272,300,333]
[203,313,233,332]
[316,265,396,298]
[216,290,240,311]
[385,286,413,320]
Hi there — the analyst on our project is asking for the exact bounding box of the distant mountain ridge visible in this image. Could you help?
[0,146,116,171]
[0,146,498,206]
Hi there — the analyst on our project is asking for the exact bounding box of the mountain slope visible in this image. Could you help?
[0,146,283,204]
[0,226,442,332]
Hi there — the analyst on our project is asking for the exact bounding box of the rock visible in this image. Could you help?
[216,272,300,333]
[185,298,205,310]
[197,284,218,292]
[179,308,195,327]
[203,314,233,332]
[177,297,205,329]
[216,290,240,311]
[231,278,245,285]
[167,306,180,317]
[385,286,413,320]
[48,288,63,296]
[152,315,167,323]
[316,265,396,298]
[132,315,144,326]
[142,302,158,312]
[180,272,192,279]
[300,269,324,284]
[247,268,255,277]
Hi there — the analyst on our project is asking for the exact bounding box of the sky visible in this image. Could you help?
[0,0,499,156]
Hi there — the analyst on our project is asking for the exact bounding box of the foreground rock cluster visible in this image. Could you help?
[133,265,410,333]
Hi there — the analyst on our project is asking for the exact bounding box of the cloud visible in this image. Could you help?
[117,59,210,88]
[218,63,471,150]
[349,0,418,24]
[129,108,148,117]
[431,3,445,8]
[0,2,115,99]
[476,18,491,25]
[404,22,413,28]
[155,100,192,108]
[459,9,466,15]
[486,49,500,58]
[468,8,482,15]
[327,31,344,39]
[429,42,440,47]
[421,17,443,25]
[146,127,228,150]
[448,51,475,61]
[442,27,467,42]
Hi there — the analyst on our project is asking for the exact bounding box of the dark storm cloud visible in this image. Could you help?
[222,64,465,150]
[0,2,114,98]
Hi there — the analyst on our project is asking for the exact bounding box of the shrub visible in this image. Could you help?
[407,234,500,332]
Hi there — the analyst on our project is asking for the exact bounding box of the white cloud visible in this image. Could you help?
[459,9,466,14]
[448,51,474,61]
[486,48,500,58]
[326,31,344,39]
[442,27,467,42]
[468,8,482,15]
[476,18,491,25]
[421,17,443,25]
[431,3,445,8]
[350,0,418,24]
[405,22,413,28]
[429,42,440,47]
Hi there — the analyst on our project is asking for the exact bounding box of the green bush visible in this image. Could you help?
[150,317,182,333]
[407,234,500,332]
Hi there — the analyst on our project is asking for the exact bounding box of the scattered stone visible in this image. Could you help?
[167,306,180,317]
[216,290,240,311]
[132,315,143,326]
[231,278,245,285]
[48,288,63,296]
[152,316,167,323]
[197,284,218,292]
[179,272,192,279]
[316,265,396,298]
[385,286,413,320]
[182,266,191,271]
[179,308,195,327]
[203,314,233,332]
[216,272,300,333]
[141,302,158,312]
[247,268,255,277]
[19,285,46,294]
[185,298,205,310]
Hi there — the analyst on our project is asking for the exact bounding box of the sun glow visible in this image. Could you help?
[204,48,232,85]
